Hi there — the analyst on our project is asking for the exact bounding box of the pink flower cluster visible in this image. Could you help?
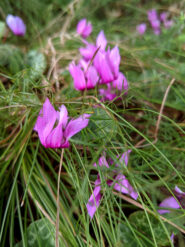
[136,9,173,36]
[69,19,128,101]
[86,150,138,219]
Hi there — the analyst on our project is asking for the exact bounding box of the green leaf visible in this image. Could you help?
[128,211,173,247]
[14,218,55,247]
[118,223,142,247]
[0,44,24,74]
[25,50,46,81]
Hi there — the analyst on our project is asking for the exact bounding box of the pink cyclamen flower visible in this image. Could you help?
[136,23,147,35]
[79,30,107,61]
[76,19,92,38]
[158,186,185,214]
[6,14,26,36]
[99,72,128,101]
[147,9,158,22]
[160,12,168,22]
[86,150,138,219]
[94,46,121,84]
[69,61,99,91]
[34,98,90,148]
[147,9,161,35]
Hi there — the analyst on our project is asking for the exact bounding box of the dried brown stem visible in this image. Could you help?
[113,191,185,235]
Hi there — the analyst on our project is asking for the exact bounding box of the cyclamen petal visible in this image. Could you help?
[175,186,185,195]
[94,50,114,84]
[112,72,128,91]
[164,20,173,29]
[86,66,99,89]
[117,149,132,167]
[99,88,117,101]
[160,12,167,22]
[148,9,158,22]
[86,179,101,219]
[45,123,64,148]
[108,46,120,79]
[6,15,26,36]
[57,105,68,128]
[64,114,91,140]
[96,30,107,51]
[79,44,97,61]
[136,23,147,35]
[158,196,180,214]
[76,19,92,38]
[69,62,86,91]
[114,174,138,200]
[34,98,57,147]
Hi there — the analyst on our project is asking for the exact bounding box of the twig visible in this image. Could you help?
[135,78,175,148]
[113,191,185,235]
[56,149,64,247]
[154,78,175,140]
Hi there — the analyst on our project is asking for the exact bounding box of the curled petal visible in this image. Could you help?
[96,30,107,51]
[69,62,86,91]
[158,196,180,214]
[94,50,114,84]
[34,98,57,147]
[86,66,99,89]
[86,178,101,219]
[114,174,138,200]
[64,114,91,140]
[175,186,185,195]
[108,46,120,79]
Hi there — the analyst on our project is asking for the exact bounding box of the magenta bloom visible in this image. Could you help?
[148,9,158,22]
[147,9,161,35]
[99,72,128,101]
[6,14,26,36]
[160,12,168,22]
[79,30,107,61]
[69,61,98,91]
[34,98,90,148]
[76,19,92,38]
[86,150,138,219]
[79,43,97,61]
[112,72,128,91]
[136,23,147,35]
[158,186,185,214]
[94,46,120,84]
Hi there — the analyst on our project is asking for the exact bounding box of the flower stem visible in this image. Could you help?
[55,148,64,247]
